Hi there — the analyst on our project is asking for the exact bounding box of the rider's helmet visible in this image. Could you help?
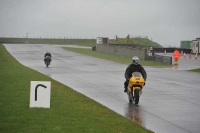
[132,56,139,65]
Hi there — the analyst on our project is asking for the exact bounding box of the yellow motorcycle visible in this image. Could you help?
[127,72,145,105]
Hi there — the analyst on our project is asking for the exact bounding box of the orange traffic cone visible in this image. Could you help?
[195,51,198,60]
[189,53,192,59]
[183,52,186,58]
[164,50,166,56]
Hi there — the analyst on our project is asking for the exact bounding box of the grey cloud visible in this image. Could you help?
[0,0,200,46]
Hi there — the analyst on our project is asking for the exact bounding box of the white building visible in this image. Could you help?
[191,38,200,54]
[96,37,109,45]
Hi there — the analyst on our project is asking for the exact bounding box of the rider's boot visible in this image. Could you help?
[139,90,142,96]
[124,85,127,92]
[139,88,143,96]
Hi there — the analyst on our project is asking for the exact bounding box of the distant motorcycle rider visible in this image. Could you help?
[44,51,52,63]
[44,51,52,58]
[124,56,147,92]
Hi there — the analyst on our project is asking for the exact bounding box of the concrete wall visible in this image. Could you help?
[96,44,146,60]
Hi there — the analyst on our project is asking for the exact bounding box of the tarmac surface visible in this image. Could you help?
[4,44,200,133]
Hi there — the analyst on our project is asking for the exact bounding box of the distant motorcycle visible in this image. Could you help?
[44,56,51,67]
[127,72,145,105]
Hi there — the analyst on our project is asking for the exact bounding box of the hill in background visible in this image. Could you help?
[0,36,163,48]
[109,36,163,48]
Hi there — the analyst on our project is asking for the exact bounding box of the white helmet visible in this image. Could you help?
[132,56,139,65]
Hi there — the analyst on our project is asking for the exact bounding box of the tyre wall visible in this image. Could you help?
[154,54,172,64]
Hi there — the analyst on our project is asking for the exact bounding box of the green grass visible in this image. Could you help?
[188,68,200,72]
[0,37,96,45]
[109,38,162,48]
[0,37,162,48]
[63,47,172,67]
[0,44,153,133]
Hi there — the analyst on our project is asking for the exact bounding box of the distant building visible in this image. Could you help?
[191,38,200,54]
[96,37,109,45]
[180,40,192,49]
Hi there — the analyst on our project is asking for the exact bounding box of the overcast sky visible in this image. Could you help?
[0,0,200,47]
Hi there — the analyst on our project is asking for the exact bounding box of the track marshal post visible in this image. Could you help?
[173,49,180,65]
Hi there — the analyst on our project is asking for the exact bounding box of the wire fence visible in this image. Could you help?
[0,34,96,39]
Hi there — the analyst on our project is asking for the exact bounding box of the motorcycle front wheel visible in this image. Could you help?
[134,89,140,105]
[45,61,49,67]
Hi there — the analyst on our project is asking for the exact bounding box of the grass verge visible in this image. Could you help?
[63,47,172,67]
[188,68,200,73]
[0,44,153,133]
[63,48,200,72]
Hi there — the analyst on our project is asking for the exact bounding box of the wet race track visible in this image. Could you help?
[4,44,200,133]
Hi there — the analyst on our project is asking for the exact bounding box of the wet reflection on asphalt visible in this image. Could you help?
[125,103,143,126]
